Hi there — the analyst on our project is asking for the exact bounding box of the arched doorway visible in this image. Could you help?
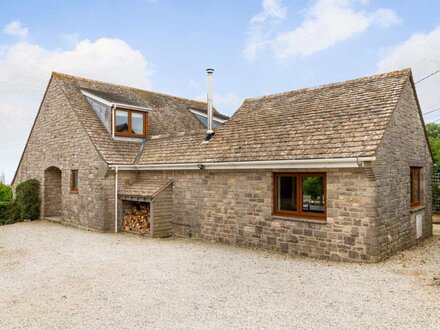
[44,167,62,217]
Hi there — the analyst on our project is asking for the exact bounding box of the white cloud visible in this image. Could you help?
[274,0,401,59]
[244,0,287,61]
[244,0,401,60]
[372,8,401,28]
[3,20,28,38]
[377,26,440,115]
[0,37,153,183]
[250,0,287,24]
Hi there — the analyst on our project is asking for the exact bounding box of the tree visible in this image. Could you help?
[426,123,440,166]
[0,183,12,223]
[426,123,440,139]
[0,183,12,203]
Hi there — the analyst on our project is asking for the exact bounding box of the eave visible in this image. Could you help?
[109,157,376,171]
[81,90,151,112]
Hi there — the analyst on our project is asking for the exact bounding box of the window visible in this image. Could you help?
[114,109,147,138]
[274,173,326,220]
[71,170,78,193]
[410,167,422,208]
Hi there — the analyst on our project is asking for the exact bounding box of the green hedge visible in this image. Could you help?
[0,183,13,224]
[15,179,40,220]
[0,179,40,225]
[0,201,9,223]
[0,183,12,203]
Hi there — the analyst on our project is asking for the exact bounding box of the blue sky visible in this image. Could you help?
[1,0,440,183]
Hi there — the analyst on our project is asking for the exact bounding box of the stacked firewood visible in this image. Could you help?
[123,202,150,235]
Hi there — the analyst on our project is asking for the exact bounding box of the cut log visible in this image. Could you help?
[123,201,151,235]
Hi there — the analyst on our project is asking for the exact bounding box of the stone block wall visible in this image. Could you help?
[372,80,433,260]
[13,78,113,231]
[120,168,378,262]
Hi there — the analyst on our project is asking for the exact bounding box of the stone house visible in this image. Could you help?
[13,68,433,262]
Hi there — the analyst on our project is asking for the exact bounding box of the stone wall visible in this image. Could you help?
[119,168,378,262]
[13,78,114,231]
[372,80,433,260]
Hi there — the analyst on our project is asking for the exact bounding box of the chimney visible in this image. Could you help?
[206,68,214,139]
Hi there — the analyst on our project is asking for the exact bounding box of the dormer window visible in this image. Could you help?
[114,109,148,138]
[81,89,150,140]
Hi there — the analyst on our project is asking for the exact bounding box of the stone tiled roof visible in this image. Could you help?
[137,69,412,164]
[53,72,223,164]
[119,179,173,199]
[54,69,412,165]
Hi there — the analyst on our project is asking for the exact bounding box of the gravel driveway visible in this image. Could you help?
[1,221,439,329]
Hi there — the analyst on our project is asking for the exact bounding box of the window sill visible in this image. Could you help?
[410,205,425,213]
[70,191,78,195]
[272,215,327,225]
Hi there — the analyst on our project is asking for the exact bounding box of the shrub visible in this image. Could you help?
[0,183,12,203]
[0,201,9,223]
[7,199,21,222]
[0,183,14,224]
[15,179,40,220]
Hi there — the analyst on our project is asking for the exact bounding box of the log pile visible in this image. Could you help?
[123,202,151,235]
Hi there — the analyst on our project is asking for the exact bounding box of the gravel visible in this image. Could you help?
[0,221,439,329]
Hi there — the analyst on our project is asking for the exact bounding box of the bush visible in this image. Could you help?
[0,183,12,203]
[7,199,21,222]
[0,179,41,226]
[0,201,9,223]
[15,179,40,220]
[0,183,13,224]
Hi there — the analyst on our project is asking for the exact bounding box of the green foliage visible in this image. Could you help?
[7,199,21,222]
[426,123,440,212]
[426,123,440,166]
[426,123,440,139]
[0,183,14,224]
[15,179,40,220]
[0,179,41,225]
[0,201,9,223]
[303,177,324,200]
[0,183,12,203]
[433,182,440,206]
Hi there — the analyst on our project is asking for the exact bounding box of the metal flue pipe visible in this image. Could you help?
[206,68,214,135]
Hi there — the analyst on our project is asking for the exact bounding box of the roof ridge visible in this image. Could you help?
[52,71,209,106]
[245,68,411,102]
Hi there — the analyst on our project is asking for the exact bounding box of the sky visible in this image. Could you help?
[1,0,440,183]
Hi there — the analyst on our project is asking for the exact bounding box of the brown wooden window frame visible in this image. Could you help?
[273,172,326,220]
[410,167,422,208]
[71,170,78,193]
[113,108,148,138]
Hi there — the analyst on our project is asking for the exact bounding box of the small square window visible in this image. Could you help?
[274,173,326,220]
[114,109,147,138]
[71,170,78,193]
